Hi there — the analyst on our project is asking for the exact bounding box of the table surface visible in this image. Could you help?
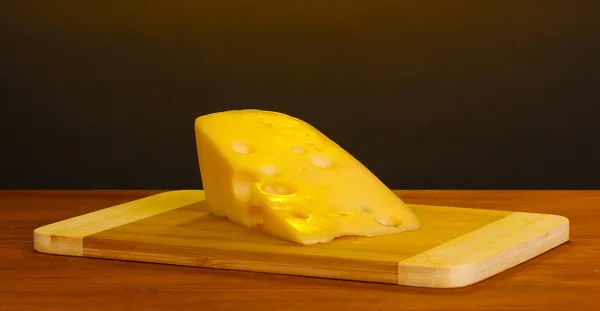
[1,190,599,310]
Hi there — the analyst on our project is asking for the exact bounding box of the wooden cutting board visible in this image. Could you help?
[33,190,569,288]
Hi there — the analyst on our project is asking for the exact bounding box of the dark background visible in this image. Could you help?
[1,1,599,190]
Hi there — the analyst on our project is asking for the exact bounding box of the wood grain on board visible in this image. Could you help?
[32,190,568,288]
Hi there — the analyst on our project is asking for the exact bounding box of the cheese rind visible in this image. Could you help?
[194,109,421,245]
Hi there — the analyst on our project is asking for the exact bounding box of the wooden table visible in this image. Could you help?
[2,190,598,310]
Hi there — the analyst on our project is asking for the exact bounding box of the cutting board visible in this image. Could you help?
[33,190,569,288]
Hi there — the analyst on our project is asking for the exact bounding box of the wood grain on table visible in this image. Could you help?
[1,190,599,310]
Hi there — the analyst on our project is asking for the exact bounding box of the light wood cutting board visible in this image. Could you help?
[33,190,569,288]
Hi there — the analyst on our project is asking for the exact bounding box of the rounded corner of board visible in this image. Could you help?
[32,225,83,256]
[30,189,207,257]
[519,212,571,242]
[396,262,484,288]
[396,211,571,288]
[548,214,570,227]
[32,226,53,254]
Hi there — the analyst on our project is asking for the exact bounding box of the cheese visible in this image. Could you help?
[194,109,421,245]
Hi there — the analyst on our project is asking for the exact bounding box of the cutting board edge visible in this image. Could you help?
[32,189,571,288]
[32,189,569,257]
[396,212,570,288]
[33,189,205,256]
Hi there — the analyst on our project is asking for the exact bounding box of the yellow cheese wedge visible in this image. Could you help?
[194,109,421,245]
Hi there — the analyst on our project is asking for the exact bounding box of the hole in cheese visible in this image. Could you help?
[232,171,257,202]
[260,181,296,195]
[308,153,333,169]
[258,165,279,176]
[291,145,306,154]
[291,211,310,220]
[376,216,402,227]
[232,140,254,154]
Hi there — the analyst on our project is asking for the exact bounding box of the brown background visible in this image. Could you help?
[1,1,599,190]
